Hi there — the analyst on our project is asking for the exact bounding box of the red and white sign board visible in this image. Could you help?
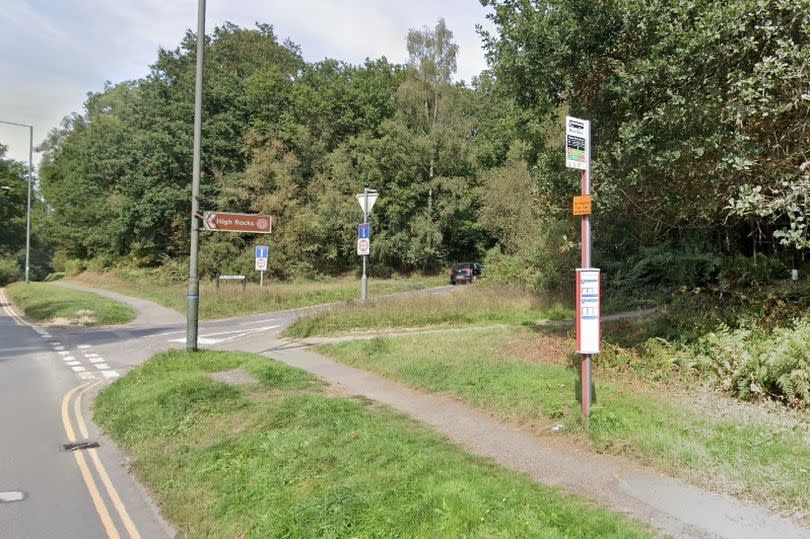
[576,268,601,354]
[357,238,370,256]
[203,212,272,234]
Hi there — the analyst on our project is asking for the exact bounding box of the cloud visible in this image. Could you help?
[0,0,495,164]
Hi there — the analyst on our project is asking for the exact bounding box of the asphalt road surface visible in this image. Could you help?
[0,288,170,539]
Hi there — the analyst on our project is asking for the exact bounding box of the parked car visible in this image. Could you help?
[450,262,481,285]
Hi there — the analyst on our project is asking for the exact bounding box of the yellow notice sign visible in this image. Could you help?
[573,195,592,216]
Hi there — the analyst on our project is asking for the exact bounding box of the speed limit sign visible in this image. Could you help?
[357,238,370,256]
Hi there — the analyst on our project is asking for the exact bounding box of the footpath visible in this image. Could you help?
[52,284,810,539]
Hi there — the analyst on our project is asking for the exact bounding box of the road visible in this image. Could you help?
[0,284,455,539]
[0,288,171,539]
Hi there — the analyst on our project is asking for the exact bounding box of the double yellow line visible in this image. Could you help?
[62,382,142,539]
[0,288,28,325]
[0,288,141,538]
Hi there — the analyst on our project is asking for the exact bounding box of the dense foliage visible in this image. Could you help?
[482,0,809,279]
[32,7,810,295]
[37,21,524,278]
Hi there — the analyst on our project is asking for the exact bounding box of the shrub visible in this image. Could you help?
[616,247,721,292]
[719,255,785,287]
[0,256,22,286]
[64,259,88,276]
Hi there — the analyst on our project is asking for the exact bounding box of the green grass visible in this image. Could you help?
[316,327,810,517]
[94,350,648,538]
[5,282,135,325]
[70,271,446,320]
[285,285,573,337]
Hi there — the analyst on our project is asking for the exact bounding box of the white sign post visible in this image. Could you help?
[356,188,378,302]
[566,116,598,418]
[255,245,269,287]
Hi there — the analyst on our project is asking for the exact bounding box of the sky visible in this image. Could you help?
[0,0,495,167]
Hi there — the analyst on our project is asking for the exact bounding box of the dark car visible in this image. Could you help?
[450,262,481,285]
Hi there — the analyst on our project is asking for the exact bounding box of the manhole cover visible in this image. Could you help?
[0,491,25,503]
[63,441,100,451]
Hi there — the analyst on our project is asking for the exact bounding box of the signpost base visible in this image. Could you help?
[186,278,199,352]
[360,273,368,303]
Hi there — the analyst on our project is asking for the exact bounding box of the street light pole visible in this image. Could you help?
[186,0,206,351]
[0,120,33,283]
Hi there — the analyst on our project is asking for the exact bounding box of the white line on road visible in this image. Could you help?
[88,357,105,364]
[238,317,279,326]
[168,325,280,345]
[58,351,71,356]
[77,345,91,349]
[63,356,75,362]
[66,361,81,366]
[84,353,100,358]
[71,366,86,372]
[78,372,97,380]
[101,370,120,379]
[95,363,110,370]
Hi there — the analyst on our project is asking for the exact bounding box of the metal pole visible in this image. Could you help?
[580,122,593,418]
[360,188,369,302]
[186,0,205,352]
[260,270,264,288]
[25,125,32,284]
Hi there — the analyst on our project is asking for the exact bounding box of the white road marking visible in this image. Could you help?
[63,356,75,362]
[95,363,110,370]
[77,345,91,349]
[78,372,97,380]
[84,353,100,358]
[168,325,280,345]
[66,361,81,366]
[58,351,71,356]
[0,491,25,502]
[238,317,279,326]
[50,341,61,345]
[71,366,87,372]
[88,357,105,364]
[101,370,120,379]
[40,333,51,338]
[53,346,65,351]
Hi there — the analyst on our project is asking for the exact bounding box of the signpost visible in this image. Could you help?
[356,188,378,302]
[202,212,272,233]
[566,115,599,418]
[255,245,269,287]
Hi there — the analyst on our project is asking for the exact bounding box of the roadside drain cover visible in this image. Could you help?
[63,441,100,451]
[0,491,25,503]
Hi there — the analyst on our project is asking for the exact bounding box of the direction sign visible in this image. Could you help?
[358,223,371,239]
[357,238,370,256]
[356,191,378,214]
[565,116,590,171]
[202,212,272,234]
[255,245,269,258]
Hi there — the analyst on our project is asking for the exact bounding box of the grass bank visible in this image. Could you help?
[70,270,446,319]
[285,285,573,337]
[94,350,648,538]
[5,282,134,325]
[316,327,810,518]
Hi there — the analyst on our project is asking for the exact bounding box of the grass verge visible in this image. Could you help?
[70,271,446,319]
[95,350,648,538]
[316,327,810,518]
[285,285,573,337]
[5,282,135,325]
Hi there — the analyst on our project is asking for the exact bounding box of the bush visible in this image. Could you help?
[616,247,721,292]
[719,255,785,287]
[0,256,22,286]
[64,259,88,277]
[690,321,810,408]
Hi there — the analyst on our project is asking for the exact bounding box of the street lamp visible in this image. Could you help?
[0,120,33,283]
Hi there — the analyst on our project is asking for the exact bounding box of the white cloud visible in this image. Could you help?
[0,0,495,165]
